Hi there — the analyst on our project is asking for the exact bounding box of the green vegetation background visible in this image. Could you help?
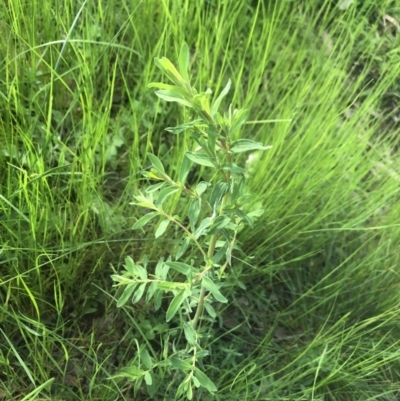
[1,0,400,400]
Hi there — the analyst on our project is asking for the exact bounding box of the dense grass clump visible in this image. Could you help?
[1,0,400,400]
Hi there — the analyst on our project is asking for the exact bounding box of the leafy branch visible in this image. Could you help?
[111,43,271,400]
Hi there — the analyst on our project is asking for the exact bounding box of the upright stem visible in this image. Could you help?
[191,192,228,330]
[191,121,232,330]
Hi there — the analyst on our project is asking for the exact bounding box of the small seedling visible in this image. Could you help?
[111,43,271,400]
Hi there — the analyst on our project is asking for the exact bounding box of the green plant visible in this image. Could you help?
[110,43,271,399]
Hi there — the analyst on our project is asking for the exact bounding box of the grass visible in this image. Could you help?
[1,0,400,399]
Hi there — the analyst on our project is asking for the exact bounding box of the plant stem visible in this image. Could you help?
[191,195,227,330]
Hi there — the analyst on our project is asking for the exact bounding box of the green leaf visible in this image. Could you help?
[117,283,138,307]
[193,91,211,113]
[230,109,249,135]
[145,182,165,193]
[154,57,186,87]
[154,290,162,311]
[210,181,230,211]
[144,371,153,386]
[155,219,171,238]
[176,236,190,260]
[131,192,157,210]
[208,215,232,235]
[132,211,159,230]
[140,348,153,370]
[124,256,136,276]
[165,119,204,135]
[234,209,254,227]
[231,176,245,202]
[183,321,197,345]
[169,357,192,371]
[188,197,201,231]
[192,375,201,388]
[185,151,216,167]
[135,264,147,280]
[195,181,210,196]
[204,302,216,318]
[179,43,190,83]
[147,153,165,174]
[202,276,228,303]
[166,287,190,322]
[166,261,200,276]
[178,155,192,185]
[155,90,193,107]
[194,217,212,239]
[212,242,229,264]
[187,382,193,400]
[145,282,158,303]
[155,186,180,208]
[148,82,190,97]
[157,258,170,280]
[222,163,246,174]
[110,365,146,380]
[207,127,217,155]
[248,209,264,219]
[230,139,272,153]
[211,79,231,118]
[194,368,217,392]
[155,258,164,278]
[157,281,187,291]
[132,282,147,303]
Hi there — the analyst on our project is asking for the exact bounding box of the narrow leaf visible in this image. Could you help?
[155,186,180,208]
[169,357,192,371]
[154,57,186,87]
[202,276,228,303]
[140,348,153,369]
[166,261,200,276]
[178,155,192,184]
[212,242,229,264]
[185,151,216,167]
[179,43,190,83]
[155,219,170,238]
[155,258,164,277]
[145,282,158,303]
[132,211,159,230]
[135,265,147,280]
[208,215,232,235]
[154,290,162,311]
[148,82,190,97]
[204,302,216,318]
[147,153,165,174]
[194,217,212,239]
[117,283,138,307]
[211,79,231,117]
[110,365,146,380]
[209,181,229,211]
[230,139,272,153]
[165,119,204,135]
[155,91,193,107]
[195,181,210,196]
[132,282,147,303]
[144,371,153,385]
[230,109,249,135]
[194,369,217,392]
[188,197,201,231]
[124,256,136,276]
[166,288,190,322]
[222,163,246,174]
[145,182,165,193]
[176,236,190,260]
[157,281,187,291]
[183,321,197,346]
